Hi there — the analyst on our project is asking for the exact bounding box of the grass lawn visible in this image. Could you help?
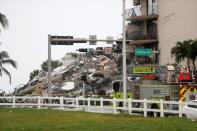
[0,108,197,131]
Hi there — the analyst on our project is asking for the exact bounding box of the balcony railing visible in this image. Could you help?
[126,5,158,18]
[126,6,141,18]
[126,31,157,41]
[148,4,158,15]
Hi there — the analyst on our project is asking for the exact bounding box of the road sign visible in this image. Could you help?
[51,36,73,45]
[89,35,97,45]
[135,48,152,56]
[106,36,114,44]
[133,67,156,74]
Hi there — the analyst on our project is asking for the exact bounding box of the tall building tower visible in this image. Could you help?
[126,0,197,65]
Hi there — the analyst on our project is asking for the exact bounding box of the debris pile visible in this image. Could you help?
[15,49,119,98]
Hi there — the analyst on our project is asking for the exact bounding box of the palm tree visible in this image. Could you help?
[190,40,197,83]
[29,69,39,81]
[0,13,17,83]
[171,39,197,83]
[171,40,193,71]
[0,51,17,83]
[0,12,9,31]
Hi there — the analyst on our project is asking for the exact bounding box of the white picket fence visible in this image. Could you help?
[0,96,188,117]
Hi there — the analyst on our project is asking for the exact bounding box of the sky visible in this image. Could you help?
[0,0,132,93]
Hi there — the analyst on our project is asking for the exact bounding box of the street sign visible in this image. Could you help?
[133,67,156,74]
[106,36,114,44]
[89,35,97,45]
[51,36,74,45]
[135,48,152,56]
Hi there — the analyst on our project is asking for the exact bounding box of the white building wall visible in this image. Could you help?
[158,0,197,65]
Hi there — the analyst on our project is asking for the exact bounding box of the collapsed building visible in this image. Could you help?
[15,48,119,98]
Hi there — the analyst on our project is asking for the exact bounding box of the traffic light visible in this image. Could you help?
[106,36,114,44]
[77,48,94,53]
[113,49,122,53]
[89,35,97,45]
[78,48,88,52]
[112,44,122,53]
[88,48,94,54]
[51,36,73,45]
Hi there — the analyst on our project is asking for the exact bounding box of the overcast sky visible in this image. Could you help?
[0,0,131,93]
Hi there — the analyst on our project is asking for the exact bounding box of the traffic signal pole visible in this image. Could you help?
[48,32,156,99]
[48,35,52,96]
[50,38,134,43]
[47,35,131,97]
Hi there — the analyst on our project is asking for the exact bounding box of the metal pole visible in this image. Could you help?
[48,35,52,96]
[122,0,127,108]
[83,82,85,107]
[51,38,135,42]
[83,82,85,98]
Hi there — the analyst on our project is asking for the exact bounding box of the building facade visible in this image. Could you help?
[126,0,197,65]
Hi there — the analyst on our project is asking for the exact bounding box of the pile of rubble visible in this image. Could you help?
[15,49,120,98]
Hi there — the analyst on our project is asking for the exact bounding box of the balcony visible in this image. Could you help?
[127,30,157,40]
[126,29,158,45]
[126,5,158,21]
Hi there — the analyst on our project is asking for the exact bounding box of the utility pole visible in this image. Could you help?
[122,0,127,108]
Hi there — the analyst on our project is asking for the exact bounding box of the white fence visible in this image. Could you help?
[0,96,188,117]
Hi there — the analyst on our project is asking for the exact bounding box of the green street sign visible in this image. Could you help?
[135,48,152,56]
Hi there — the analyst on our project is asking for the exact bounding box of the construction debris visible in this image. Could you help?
[15,51,119,98]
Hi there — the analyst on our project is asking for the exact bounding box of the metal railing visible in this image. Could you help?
[126,31,157,40]
[126,5,158,18]
[126,6,141,18]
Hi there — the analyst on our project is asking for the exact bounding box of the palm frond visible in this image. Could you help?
[171,40,193,64]
[1,67,11,84]
[0,13,9,29]
[0,67,2,76]
[0,59,17,69]
[190,40,197,61]
[0,50,17,84]
[0,51,10,60]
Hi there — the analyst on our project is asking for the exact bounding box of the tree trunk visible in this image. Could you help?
[187,59,192,81]
[192,60,197,83]
[187,59,191,72]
